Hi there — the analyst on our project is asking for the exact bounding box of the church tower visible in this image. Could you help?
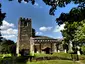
[17,17,32,54]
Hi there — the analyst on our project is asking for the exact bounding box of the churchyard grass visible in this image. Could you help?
[0,53,85,64]
[34,52,72,59]
[80,60,85,63]
[26,60,79,64]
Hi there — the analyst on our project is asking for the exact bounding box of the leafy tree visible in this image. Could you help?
[61,22,78,49]
[0,39,16,54]
[0,4,6,42]
[53,1,85,52]
[56,7,85,25]
[7,0,85,16]
[61,20,85,53]
[0,0,84,26]
[62,22,81,41]
[0,0,85,46]
[74,20,85,44]
[0,0,85,26]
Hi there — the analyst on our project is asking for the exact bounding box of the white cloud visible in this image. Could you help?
[0,20,14,30]
[22,0,27,4]
[22,0,38,5]
[2,35,16,39]
[0,20,17,41]
[34,2,43,8]
[1,28,17,35]
[56,36,63,39]
[53,24,65,32]
[39,26,52,32]
[34,2,39,6]
[36,32,43,35]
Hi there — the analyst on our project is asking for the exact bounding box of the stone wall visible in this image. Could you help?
[34,42,57,53]
[17,17,32,53]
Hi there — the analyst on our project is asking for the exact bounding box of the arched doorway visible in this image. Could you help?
[42,47,51,54]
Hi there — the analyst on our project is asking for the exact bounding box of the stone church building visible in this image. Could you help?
[16,17,63,55]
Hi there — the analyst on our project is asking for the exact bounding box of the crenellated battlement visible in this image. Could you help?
[19,17,31,22]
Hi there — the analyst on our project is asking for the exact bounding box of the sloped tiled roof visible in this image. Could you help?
[33,36,55,39]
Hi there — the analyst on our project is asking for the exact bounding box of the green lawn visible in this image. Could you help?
[34,52,71,57]
[0,56,79,64]
[80,60,85,63]
[26,60,79,64]
[0,53,85,64]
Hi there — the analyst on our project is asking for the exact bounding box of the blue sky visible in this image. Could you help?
[0,0,78,42]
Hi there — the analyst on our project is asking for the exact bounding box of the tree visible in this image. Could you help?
[53,1,85,53]
[0,0,85,42]
[6,0,85,16]
[56,7,85,25]
[0,0,85,24]
[62,22,81,41]
[0,4,6,42]
[0,0,84,25]
[61,19,85,54]
[61,22,80,48]
[74,20,85,44]
[0,39,16,54]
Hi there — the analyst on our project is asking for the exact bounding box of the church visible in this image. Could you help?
[16,17,63,55]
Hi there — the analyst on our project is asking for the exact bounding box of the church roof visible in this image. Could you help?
[33,36,63,40]
[33,36,55,39]
[33,36,63,43]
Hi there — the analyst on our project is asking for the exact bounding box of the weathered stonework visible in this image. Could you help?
[17,17,32,53]
[17,17,63,55]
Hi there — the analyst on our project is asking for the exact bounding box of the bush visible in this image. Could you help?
[52,53,71,60]
[81,46,85,55]
[16,56,29,63]
[34,53,72,60]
